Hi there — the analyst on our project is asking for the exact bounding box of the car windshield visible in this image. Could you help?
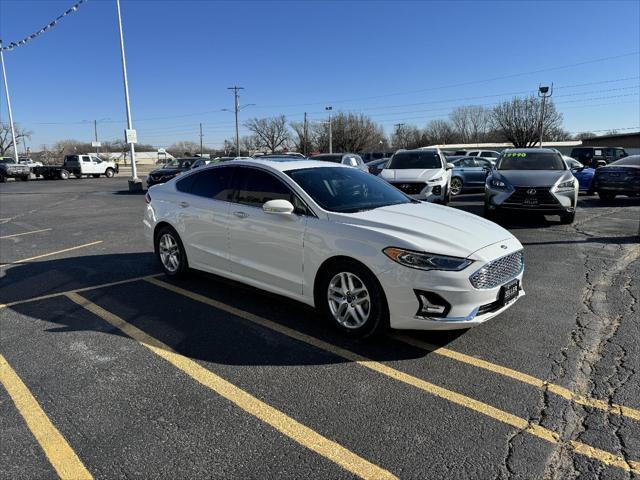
[286,166,413,213]
[165,159,192,168]
[610,156,640,166]
[388,151,442,169]
[496,152,566,170]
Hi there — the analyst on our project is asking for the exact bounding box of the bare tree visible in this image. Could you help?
[244,115,291,153]
[449,105,490,143]
[490,96,563,148]
[240,135,259,155]
[315,113,386,152]
[166,141,200,157]
[391,124,424,149]
[574,131,596,140]
[290,121,315,154]
[423,119,459,145]
[0,123,32,156]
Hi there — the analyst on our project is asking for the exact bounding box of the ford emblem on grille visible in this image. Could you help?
[526,188,537,195]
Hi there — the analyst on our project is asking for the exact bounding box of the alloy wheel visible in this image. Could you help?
[327,272,371,329]
[159,233,180,273]
[450,178,463,196]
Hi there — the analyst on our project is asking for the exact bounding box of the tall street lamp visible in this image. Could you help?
[0,41,19,163]
[538,84,553,148]
[325,106,333,154]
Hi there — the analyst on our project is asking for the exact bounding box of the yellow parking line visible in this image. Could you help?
[0,240,103,267]
[145,277,639,475]
[0,274,162,310]
[0,228,52,240]
[0,354,92,480]
[65,292,396,480]
[392,334,640,422]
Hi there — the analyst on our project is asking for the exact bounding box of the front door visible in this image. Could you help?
[227,167,307,297]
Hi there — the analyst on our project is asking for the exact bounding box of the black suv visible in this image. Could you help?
[147,158,197,187]
[570,147,628,168]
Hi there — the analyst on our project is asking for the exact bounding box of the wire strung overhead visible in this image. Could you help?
[1,0,89,51]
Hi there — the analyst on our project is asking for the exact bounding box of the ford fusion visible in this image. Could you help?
[144,159,524,337]
[485,148,578,224]
[380,148,453,203]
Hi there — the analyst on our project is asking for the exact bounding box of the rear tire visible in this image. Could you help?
[598,191,616,201]
[154,226,189,277]
[450,177,463,196]
[316,260,389,338]
[59,169,69,180]
[560,211,575,224]
[105,168,115,178]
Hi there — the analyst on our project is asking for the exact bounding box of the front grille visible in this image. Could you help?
[390,182,426,195]
[504,187,558,206]
[469,250,524,289]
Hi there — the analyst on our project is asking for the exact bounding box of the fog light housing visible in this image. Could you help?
[415,290,451,318]
[432,185,442,196]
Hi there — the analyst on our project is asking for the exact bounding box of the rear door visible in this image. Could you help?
[227,167,308,297]
[80,155,97,174]
[469,158,491,185]
[177,167,235,273]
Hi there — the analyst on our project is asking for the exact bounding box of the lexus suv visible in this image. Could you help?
[144,159,524,337]
[380,148,452,203]
[484,148,578,224]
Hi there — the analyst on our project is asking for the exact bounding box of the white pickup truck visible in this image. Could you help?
[33,154,119,180]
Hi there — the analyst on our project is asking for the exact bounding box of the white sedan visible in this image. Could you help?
[144,159,524,336]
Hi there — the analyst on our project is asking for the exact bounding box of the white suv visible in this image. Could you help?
[380,148,452,203]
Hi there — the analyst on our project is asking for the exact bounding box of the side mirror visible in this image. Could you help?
[446,163,454,170]
[263,199,294,215]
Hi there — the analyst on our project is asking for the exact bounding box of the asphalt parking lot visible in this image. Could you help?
[1,176,639,480]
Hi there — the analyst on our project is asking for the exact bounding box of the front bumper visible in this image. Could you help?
[390,180,448,202]
[377,237,524,331]
[485,185,577,213]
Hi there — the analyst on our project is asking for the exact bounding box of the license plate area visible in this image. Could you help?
[523,198,538,206]
[499,279,520,306]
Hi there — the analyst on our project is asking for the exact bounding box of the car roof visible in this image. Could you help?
[213,158,350,172]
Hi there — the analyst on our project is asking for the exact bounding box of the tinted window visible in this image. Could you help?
[497,152,566,170]
[312,154,343,163]
[236,169,294,207]
[177,168,235,200]
[610,156,640,166]
[388,151,443,169]
[468,151,479,156]
[286,167,412,213]
[483,151,498,158]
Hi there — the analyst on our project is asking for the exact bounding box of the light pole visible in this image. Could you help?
[223,92,254,157]
[0,41,19,163]
[116,0,141,191]
[538,84,553,148]
[325,106,333,154]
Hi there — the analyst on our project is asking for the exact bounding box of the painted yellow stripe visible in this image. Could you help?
[0,240,103,267]
[0,274,161,310]
[65,292,396,480]
[0,354,92,480]
[145,277,639,475]
[0,228,52,240]
[392,334,640,422]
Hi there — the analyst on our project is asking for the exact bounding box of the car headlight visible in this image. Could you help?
[556,179,576,191]
[383,247,473,271]
[489,178,507,189]
[428,176,443,183]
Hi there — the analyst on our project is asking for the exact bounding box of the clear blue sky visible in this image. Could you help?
[1,0,639,150]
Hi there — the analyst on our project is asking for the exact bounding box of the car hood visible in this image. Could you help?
[496,170,571,187]
[330,202,516,259]
[150,168,182,176]
[380,168,444,182]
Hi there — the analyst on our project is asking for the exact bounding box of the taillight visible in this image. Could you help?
[144,192,151,204]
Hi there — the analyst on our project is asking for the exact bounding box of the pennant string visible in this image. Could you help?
[1,0,88,51]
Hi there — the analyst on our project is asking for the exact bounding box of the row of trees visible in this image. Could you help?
[1,95,610,158]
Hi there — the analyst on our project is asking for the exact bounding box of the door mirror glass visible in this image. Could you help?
[263,199,294,215]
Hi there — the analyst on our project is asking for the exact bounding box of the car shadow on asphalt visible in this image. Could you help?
[1,253,465,367]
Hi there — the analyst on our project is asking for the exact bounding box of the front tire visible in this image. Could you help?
[316,260,389,338]
[155,226,189,277]
[450,177,463,196]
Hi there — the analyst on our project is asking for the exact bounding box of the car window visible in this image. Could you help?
[178,167,235,201]
[344,156,359,167]
[388,151,443,169]
[460,158,476,167]
[476,159,492,168]
[82,156,91,162]
[235,168,295,208]
[467,151,479,156]
[483,151,498,158]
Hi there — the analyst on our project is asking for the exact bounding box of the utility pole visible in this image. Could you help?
[325,106,333,154]
[303,112,308,156]
[0,41,19,163]
[116,0,140,191]
[94,119,100,156]
[199,123,203,156]
[394,123,405,149]
[538,84,553,148]
[228,86,244,156]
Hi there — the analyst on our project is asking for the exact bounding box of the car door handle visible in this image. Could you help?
[233,211,249,218]
[179,201,189,208]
